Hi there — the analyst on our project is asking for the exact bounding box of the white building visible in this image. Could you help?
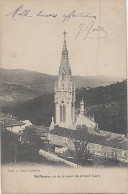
[23,120,33,127]
[76,99,97,129]
[1,114,32,134]
[54,31,76,129]
[2,118,25,133]
[50,31,97,131]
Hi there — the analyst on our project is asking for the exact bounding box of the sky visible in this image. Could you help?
[0,0,127,78]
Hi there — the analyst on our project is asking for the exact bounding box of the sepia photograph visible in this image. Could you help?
[0,0,127,193]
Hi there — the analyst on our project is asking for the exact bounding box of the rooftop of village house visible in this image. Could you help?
[0,115,25,127]
[50,126,128,151]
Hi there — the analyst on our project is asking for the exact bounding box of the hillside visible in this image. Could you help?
[0,68,124,103]
[0,68,56,103]
[75,80,127,134]
[1,80,127,134]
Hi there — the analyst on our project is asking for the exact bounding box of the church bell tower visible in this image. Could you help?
[54,31,76,129]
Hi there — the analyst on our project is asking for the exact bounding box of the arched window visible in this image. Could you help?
[60,104,66,123]
[62,74,65,80]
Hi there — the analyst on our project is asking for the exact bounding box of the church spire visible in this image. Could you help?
[63,30,66,41]
[59,31,71,77]
[54,31,76,129]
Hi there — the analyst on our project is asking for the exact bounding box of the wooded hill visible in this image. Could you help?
[1,80,127,134]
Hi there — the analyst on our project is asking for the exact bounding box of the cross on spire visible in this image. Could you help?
[63,30,67,41]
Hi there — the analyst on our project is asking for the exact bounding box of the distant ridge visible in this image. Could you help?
[0,68,125,103]
[0,68,124,88]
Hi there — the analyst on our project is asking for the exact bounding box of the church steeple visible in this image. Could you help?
[54,31,76,129]
[59,31,71,78]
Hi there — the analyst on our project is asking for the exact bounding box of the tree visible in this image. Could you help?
[73,140,93,164]
[18,127,45,162]
[1,128,20,163]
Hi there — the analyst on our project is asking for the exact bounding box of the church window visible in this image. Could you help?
[61,83,64,89]
[63,105,66,123]
[62,74,65,80]
[60,105,66,123]
[60,106,63,122]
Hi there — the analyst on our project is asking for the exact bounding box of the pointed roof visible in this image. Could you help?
[59,31,71,75]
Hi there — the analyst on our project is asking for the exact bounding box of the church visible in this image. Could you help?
[50,31,97,130]
[48,32,128,164]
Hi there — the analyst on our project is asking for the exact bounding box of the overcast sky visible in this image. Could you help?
[0,0,126,78]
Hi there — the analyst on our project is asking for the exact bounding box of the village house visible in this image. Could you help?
[0,113,32,134]
[49,126,128,163]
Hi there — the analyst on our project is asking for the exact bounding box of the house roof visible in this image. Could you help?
[50,143,65,148]
[41,137,50,142]
[50,127,128,151]
[36,126,49,134]
[22,120,32,126]
[26,125,49,134]
[2,117,25,127]
[77,113,97,125]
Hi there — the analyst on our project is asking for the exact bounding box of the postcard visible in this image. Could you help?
[0,0,127,193]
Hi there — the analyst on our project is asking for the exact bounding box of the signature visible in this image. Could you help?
[75,21,108,40]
